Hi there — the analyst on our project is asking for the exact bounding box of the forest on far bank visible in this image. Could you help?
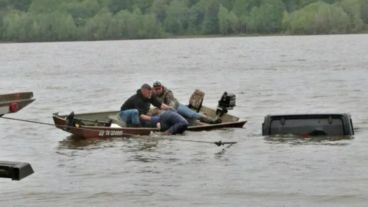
[0,0,367,42]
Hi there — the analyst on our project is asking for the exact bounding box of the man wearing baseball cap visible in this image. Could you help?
[152,81,220,124]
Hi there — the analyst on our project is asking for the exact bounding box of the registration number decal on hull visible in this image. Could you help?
[98,130,124,137]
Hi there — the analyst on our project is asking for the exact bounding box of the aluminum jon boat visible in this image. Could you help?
[52,91,246,139]
[0,92,35,116]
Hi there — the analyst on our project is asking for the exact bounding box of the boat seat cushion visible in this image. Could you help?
[188,89,205,112]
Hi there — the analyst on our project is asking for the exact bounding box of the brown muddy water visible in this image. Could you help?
[1,35,368,206]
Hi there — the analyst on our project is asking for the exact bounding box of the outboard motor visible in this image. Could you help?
[216,92,236,116]
[66,111,75,127]
[66,111,83,128]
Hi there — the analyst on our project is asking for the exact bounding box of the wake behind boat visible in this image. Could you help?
[52,91,246,139]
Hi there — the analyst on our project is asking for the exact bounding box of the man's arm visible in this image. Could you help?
[140,114,160,128]
[160,103,172,110]
[140,114,152,121]
[151,96,172,110]
[164,90,178,108]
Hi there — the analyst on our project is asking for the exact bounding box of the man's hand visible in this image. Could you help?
[160,103,173,110]
[140,114,152,121]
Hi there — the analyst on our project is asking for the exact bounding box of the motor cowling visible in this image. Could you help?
[217,92,236,116]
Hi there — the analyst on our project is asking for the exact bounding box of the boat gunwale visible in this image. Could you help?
[53,111,246,129]
[52,108,246,138]
[52,114,159,131]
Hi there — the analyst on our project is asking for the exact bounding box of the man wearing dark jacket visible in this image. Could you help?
[120,83,170,127]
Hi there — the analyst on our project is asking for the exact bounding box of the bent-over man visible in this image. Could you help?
[149,109,188,135]
[120,83,170,127]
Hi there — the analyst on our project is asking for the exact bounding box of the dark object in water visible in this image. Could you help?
[262,114,354,136]
[0,161,34,181]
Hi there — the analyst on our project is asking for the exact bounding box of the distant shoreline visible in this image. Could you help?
[1,0,367,44]
[0,32,367,44]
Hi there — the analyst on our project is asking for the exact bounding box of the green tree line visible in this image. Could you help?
[0,0,367,42]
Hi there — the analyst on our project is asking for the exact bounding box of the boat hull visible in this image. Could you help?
[53,115,158,138]
[52,108,246,139]
[0,92,35,116]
